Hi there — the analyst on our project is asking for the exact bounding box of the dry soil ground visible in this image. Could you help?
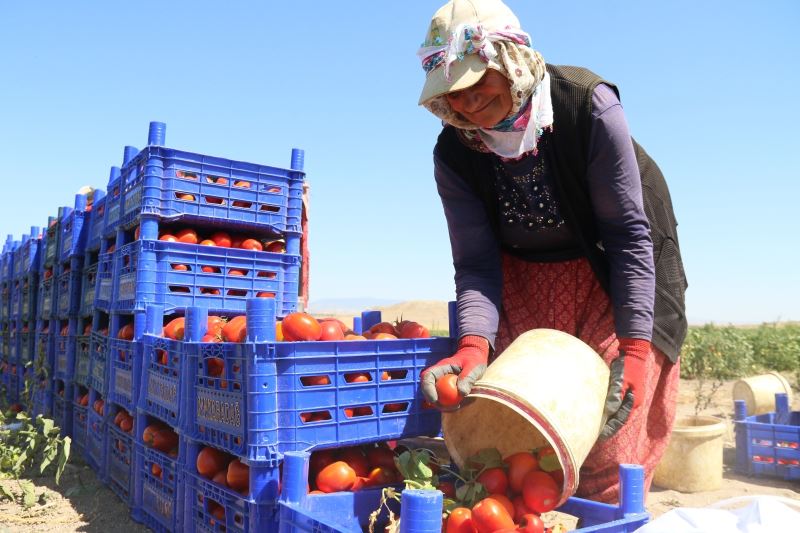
[1,377,797,531]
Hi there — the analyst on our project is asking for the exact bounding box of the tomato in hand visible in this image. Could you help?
[504,451,539,493]
[436,374,463,407]
[471,497,515,533]
[281,312,321,341]
[316,461,356,493]
[522,470,560,514]
[477,467,508,495]
[446,507,476,533]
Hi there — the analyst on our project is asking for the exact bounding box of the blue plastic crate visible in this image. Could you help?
[133,427,184,533]
[58,197,89,263]
[17,278,38,321]
[86,192,107,252]
[278,452,650,533]
[74,320,92,388]
[1,289,10,322]
[735,393,800,481]
[103,164,126,239]
[139,333,183,428]
[119,127,304,234]
[85,389,108,479]
[107,406,137,505]
[71,399,89,457]
[183,301,453,462]
[52,380,74,439]
[43,219,61,268]
[109,334,142,414]
[79,260,98,317]
[94,248,115,313]
[13,229,41,279]
[113,239,300,315]
[37,275,56,321]
[34,320,55,379]
[54,318,76,382]
[56,265,82,318]
[32,380,53,418]
[184,471,279,533]
[17,323,35,366]
[89,326,110,394]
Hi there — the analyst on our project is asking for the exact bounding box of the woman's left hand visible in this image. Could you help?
[599,338,650,440]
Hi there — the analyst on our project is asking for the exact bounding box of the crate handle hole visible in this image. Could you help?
[260,204,280,213]
[176,170,198,181]
[206,175,228,185]
[232,200,252,209]
[257,271,276,279]
[169,286,191,294]
[171,263,191,271]
[233,180,251,189]
[382,402,409,414]
[204,196,226,205]
[344,406,373,418]
[300,375,331,387]
[381,370,408,381]
[227,289,247,297]
[344,372,372,383]
[301,411,332,423]
[201,266,221,274]
[175,192,196,202]
[201,288,221,295]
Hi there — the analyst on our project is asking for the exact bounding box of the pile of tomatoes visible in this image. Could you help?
[195,445,250,495]
[442,447,564,533]
[112,407,134,434]
[130,223,286,254]
[308,442,401,493]
[141,419,179,458]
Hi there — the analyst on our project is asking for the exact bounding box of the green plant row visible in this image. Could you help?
[680,323,800,383]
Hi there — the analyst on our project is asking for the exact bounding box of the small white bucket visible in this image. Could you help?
[733,372,793,416]
[441,329,610,505]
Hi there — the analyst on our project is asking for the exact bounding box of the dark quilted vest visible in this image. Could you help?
[435,64,688,362]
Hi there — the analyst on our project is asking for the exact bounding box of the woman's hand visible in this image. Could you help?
[421,335,490,405]
[599,338,651,440]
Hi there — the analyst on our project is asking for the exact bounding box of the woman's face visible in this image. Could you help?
[444,69,513,128]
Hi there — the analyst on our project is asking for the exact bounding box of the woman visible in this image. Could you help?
[417,0,688,502]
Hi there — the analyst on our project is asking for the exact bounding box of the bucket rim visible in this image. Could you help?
[671,415,727,438]
[467,385,577,508]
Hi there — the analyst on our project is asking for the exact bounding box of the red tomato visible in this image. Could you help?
[439,480,457,499]
[159,234,178,242]
[366,446,397,470]
[504,451,539,493]
[518,514,545,533]
[300,375,330,386]
[487,493,514,517]
[522,471,559,514]
[134,225,141,240]
[228,268,245,277]
[436,374,462,407]
[446,507,476,533]
[471,497,515,533]
[512,496,533,522]
[256,291,275,298]
[233,180,251,188]
[207,316,225,337]
[365,466,396,487]
[212,469,227,487]
[265,240,285,253]
[309,449,336,476]
[151,428,179,454]
[201,265,219,273]
[210,231,232,248]
[345,372,371,383]
[176,228,199,244]
[399,321,431,339]
[117,323,134,340]
[316,461,356,493]
[478,468,508,495]
[338,447,370,477]
[120,415,133,433]
[200,239,216,246]
[207,357,225,377]
[197,446,230,479]
[172,263,189,271]
[368,322,399,336]
[239,238,263,251]
[226,459,250,495]
[163,317,186,340]
[221,315,247,342]
[282,312,321,341]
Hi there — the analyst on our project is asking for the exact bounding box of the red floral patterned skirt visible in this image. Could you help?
[495,254,680,503]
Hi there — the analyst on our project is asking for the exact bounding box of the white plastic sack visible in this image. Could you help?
[635,496,800,533]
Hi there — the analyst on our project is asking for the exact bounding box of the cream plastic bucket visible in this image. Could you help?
[733,372,793,416]
[653,415,726,492]
[441,329,610,505]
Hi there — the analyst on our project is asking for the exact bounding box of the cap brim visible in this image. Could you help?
[418,55,487,105]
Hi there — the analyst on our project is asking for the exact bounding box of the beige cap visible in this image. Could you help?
[417,0,521,105]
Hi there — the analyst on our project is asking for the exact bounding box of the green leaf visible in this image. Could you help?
[56,437,71,485]
[465,448,504,471]
[19,480,36,509]
[0,484,13,501]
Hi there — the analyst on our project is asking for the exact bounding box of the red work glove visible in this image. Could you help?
[599,338,650,440]
[421,335,489,404]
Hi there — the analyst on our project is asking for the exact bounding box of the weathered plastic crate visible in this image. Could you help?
[85,388,108,480]
[183,300,454,462]
[52,379,73,439]
[132,413,183,533]
[16,321,35,367]
[43,215,62,268]
[13,227,41,280]
[118,122,304,235]
[74,317,92,388]
[106,404,138,505]
[56,260,83,318]
[54,318,76,382]
[86,191,107,252]
[139,330,183,428]
[72,385,90,456]
[94,245,115,313]
[113,238,300,315]
[58,194,89,263]
[79,257,98,318]
[88,313,110,394]
[16,277,38,321]
[278,452,650,533]
[37,274,56,321]
[103,162,128,239]
[108,312,148,414]
[735,393,800,481]
[32,378,53,419]
[182,437,285,532]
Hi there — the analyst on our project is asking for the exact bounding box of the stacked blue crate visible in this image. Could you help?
[1,238,20,404]
[735,393,800,481]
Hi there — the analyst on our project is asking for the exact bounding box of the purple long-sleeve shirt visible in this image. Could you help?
[434,84,655,347]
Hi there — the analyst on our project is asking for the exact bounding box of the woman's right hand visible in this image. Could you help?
[420,335,490,405]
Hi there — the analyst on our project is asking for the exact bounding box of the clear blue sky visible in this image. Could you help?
[1,1,798,324]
